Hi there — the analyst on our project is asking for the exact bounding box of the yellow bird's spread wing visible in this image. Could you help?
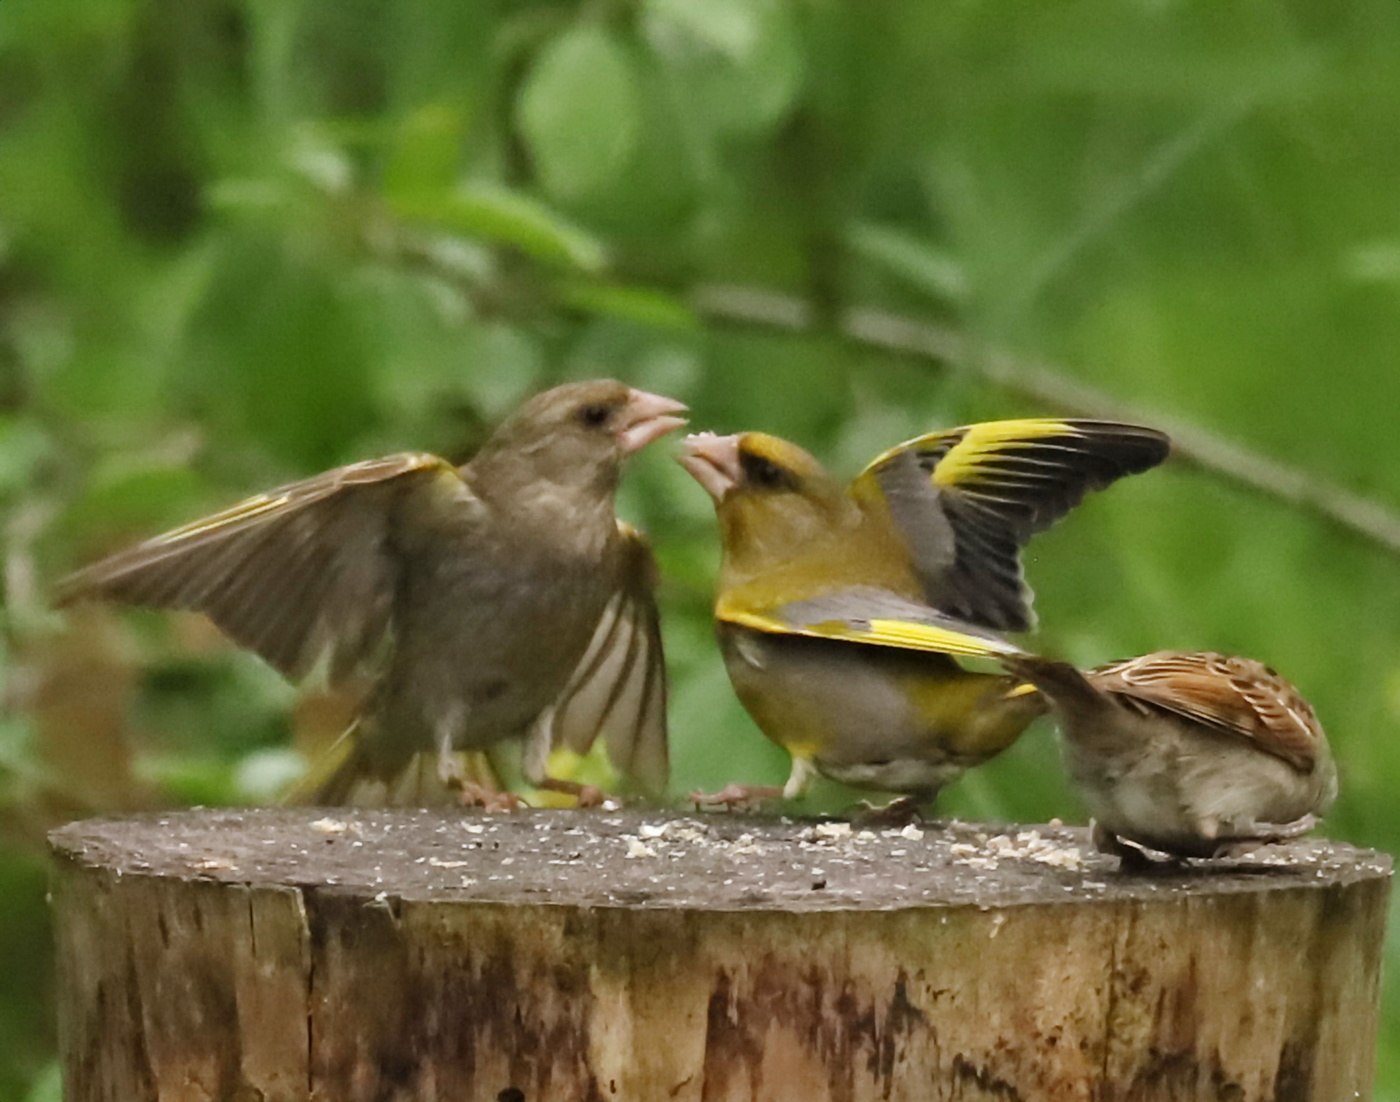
[717,586,1025,660]
[851,419,1169,632]
[55,452,460,684]
[551,522,669,795]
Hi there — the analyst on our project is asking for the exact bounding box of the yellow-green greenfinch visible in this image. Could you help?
[1001,650,1337,862]
[56,380,686,807]
[678,420,1170,812]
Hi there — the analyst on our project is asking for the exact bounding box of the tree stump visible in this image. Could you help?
[50,809,1390,1102]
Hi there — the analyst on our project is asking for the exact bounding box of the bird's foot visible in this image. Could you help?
[853,796,926,828]
[450,780,525,812]
[1091,822,1170,872]
[1259,813,1319,842]
[1212,814,1320,859]
[689,783,783,812]
[534,777,618,810]
[436,746,522,811]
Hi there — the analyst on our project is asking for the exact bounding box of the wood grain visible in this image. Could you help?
[50,809,1391,1101]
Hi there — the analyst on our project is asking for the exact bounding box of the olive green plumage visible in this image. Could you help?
[679,420,1171,808]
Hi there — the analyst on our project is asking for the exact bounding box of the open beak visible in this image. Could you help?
[678,432,742,501]
[617,389,688,455]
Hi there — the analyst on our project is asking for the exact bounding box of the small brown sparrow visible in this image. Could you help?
[1004,650,1337,862]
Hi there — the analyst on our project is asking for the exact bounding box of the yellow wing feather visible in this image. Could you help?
[718,603,1024,659]
[857,418,1075,488]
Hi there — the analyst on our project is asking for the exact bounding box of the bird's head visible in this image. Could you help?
[679,431,858,580]
[477,379,688,495]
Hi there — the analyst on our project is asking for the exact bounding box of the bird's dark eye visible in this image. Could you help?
[579,403,613,428]
[742,453,792,490]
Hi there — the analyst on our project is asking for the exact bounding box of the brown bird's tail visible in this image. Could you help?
[998,654,1100,708]
[280,721,373,806]
[281,721,469,807]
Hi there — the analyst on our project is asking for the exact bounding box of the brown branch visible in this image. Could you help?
[692,283,1400,557]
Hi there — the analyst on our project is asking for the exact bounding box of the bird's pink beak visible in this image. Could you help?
[617,389,689,455]
[678,432,743,502]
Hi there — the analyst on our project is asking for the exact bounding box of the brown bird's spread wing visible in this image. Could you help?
[551,522,669,794]
[55,453,460,685]
[1086,651,1324,772]
[851,419,1170,632]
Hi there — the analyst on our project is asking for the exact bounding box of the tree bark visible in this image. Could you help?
[50,809,1391,1102]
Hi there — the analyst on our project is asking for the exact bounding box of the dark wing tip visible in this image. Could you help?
[51,554,154,610]
[934,421,1168,631]
[937,573,1034,633]
[1058,421,1172,475]
[1002,602,1035,633]
[1005,422,1170,534]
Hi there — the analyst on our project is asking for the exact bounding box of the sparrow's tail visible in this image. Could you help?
[998,654,1099,708]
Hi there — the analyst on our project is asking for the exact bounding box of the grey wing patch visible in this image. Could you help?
[779,586,1015,645]
[55,452,454,685]
[551,528,668,795]
[868,449,961,578]
[872,449,1026,624]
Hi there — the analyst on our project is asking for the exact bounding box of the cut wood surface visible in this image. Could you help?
[50,809,1391,1102]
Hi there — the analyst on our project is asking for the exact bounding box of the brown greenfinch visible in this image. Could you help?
[1002,651,1337,862]
[57,380,686,807]
[678,420,1170,813]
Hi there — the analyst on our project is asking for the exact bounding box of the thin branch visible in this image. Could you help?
[1002,95,1257,321]
[692,283,1400,557]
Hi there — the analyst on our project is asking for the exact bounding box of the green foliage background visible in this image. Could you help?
[3,0,1399,1093]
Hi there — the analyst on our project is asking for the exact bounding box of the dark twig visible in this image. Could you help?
[692,283,1400,557]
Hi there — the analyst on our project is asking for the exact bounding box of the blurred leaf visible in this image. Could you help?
[186,246,378,469]
[288,134,355,195]
[390,183,608,271]
[135,754,242,807]
[0,853,51,1098]
[556,281,699,330]
[234,747,307,804]
[643,0,804,138]
[21,1063,61,1102]
[0,712,46,797]
[559,319,704,408]
[370,310,546,440]
[645,0,763,59]
[517,25,643,201]
[383,101,470,196]
[0,0,130,49]
[61,462,208,551]
[1342,238,1400,288]
[206,175,300,217]
[0,419,51,502]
